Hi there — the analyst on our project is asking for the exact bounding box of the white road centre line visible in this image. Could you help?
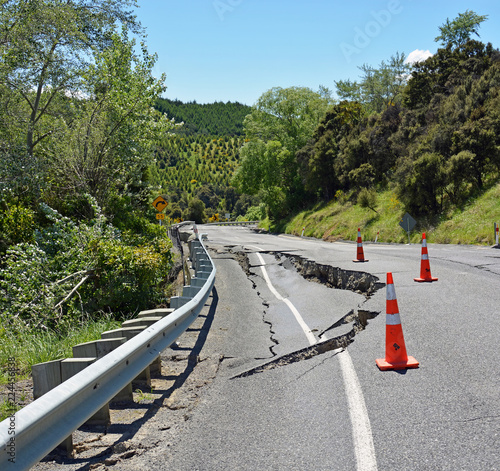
[250,246,378,471]
[255,252,317,346]
[336,348,378,471]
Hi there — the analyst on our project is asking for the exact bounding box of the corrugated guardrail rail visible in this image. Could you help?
[0,234,215,470]
[205,221,259,226]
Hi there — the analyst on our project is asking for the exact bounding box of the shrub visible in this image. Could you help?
[0,202,35,252]
[357,188,378,212]
[240,203,266,221]
[0,196,173,333]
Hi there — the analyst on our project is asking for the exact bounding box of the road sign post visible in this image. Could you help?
[399,212,416,244]
[152,196,168,226]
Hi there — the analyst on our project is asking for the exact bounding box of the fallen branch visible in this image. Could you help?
[53,275,90,311]
[54,270,91,285]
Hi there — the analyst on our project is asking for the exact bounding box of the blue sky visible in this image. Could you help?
[134,0,500,105]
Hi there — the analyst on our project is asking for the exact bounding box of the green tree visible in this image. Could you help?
[451,118,500,189]
[298,101,363,200]
[0,0,145,210]
[335,53,411,113]
[243,86,332,153]
[435,10,489,49]
[445,150,476,203]
[0,0,140,158]
[403,40,495,110]
[184,197,206,223]
[398,152,446,215]
[45,31,172,212]
[233,86,331,218]
[232,140,291,218]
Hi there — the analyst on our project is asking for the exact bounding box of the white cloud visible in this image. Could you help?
[405,49,433,64]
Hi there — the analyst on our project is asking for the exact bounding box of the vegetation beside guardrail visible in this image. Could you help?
[0,233,215,470]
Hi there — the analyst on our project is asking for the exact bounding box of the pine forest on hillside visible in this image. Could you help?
[155,98,251,136]
[149,100,256,222]
[152,135,245,190]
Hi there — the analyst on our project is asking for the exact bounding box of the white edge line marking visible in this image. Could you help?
[250,247,377,471]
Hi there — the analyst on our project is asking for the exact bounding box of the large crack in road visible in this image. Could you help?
[221,247,382,378]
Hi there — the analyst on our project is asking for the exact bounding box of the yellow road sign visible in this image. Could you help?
[152,195,168,212]
[156,213,165,220]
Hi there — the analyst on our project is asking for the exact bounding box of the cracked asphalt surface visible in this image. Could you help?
[32,225,500,470]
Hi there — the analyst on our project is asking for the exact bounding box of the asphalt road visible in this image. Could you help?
[183,225,499,470]
[47,225,499,471]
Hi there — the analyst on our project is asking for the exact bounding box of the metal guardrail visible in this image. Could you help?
[205,221,259,226]
[0,236,215,470]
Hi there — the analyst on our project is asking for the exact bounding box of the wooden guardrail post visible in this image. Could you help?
[72,338,133,402]
[60,358,110,425]
[31,360,74,455]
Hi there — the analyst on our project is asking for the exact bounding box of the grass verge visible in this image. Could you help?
[278,183,500,246]
[0,315,121,385]
[0,316,121,421]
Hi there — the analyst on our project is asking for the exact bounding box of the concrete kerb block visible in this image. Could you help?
[32,359,63,400]
[195,259,211,271]
[113,382,134,403]
[191,257,208,271]
[193,252,206,263]
[194,253,208,263]
[118,318,163,376]
[71,341,97,359]
[31,359,73,456]
[149,355,162,375]
[182,285,202,297]
[133,364,151,388]
[60,358,96,380]
[70,338,134,402]
[99,326,151,388]
[191,277,206,287]
[188,242,201,260]
[121,316,163,329]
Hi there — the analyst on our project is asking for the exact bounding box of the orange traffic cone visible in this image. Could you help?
[353,228,368,262]
[414,233,438,282]
[376,273,419,371]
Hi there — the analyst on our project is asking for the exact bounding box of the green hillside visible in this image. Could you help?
[151,134,245,191]
[281,183,500,246]
[150,100,257,221]
[155,98,251,136]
